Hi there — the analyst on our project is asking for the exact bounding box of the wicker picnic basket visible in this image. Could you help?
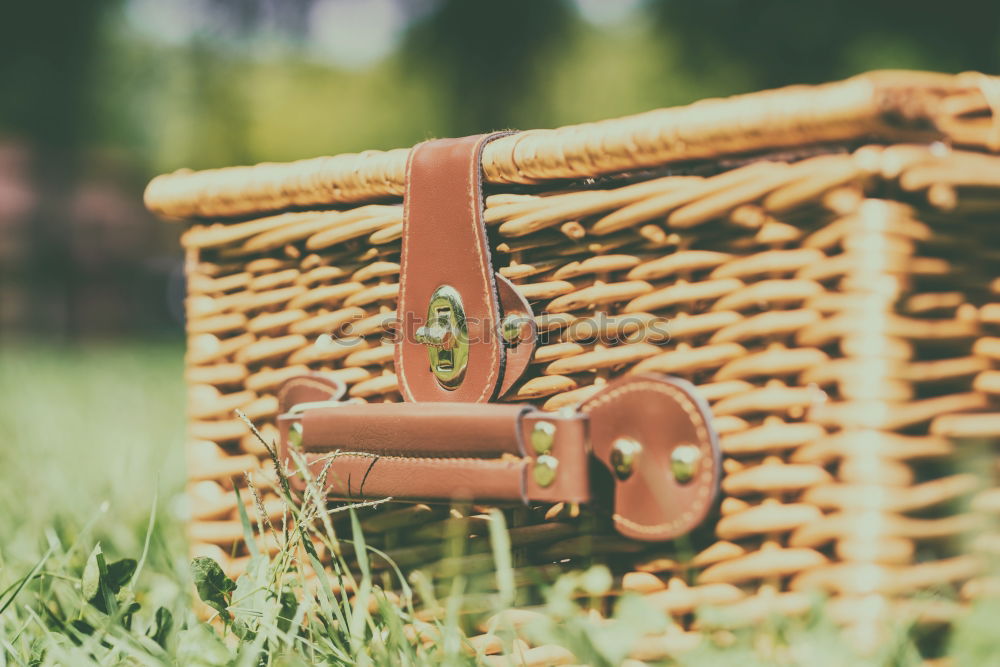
[148,70,1000,658]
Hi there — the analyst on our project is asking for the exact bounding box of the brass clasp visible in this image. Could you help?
[414,285,469,389]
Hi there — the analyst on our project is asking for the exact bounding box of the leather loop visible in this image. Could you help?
[495,273,538,397]
[519,412,590,505]
[276,373,346,458]
[396,132,521,403]
[277,374,346,409]
[581,374,721,541]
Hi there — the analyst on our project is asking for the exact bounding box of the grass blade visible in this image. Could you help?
[130,485,158,588]
[233,484,260,559]
[488,509,515,608]
[349,510,369,579]
[0,544,54,616]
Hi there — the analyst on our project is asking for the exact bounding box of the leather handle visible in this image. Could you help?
[277,373,721,542]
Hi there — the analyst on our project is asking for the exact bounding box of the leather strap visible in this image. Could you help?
[300,402,530,459]
[298,456,528,504]
[285,411,591,505]
[277,373,720,541]
[396,133,529,403]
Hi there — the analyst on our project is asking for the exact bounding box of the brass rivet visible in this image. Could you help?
[533,455,558,487]
[671,444,701,483]
[530,421,556,454]
[501,314,530,347]
[288,422,303,449]
[610,437,642,480]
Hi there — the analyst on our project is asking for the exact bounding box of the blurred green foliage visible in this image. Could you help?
[0,343,185,552]
[4,0,999,177]
[1,0,999,338]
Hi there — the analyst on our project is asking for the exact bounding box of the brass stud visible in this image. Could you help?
[288,422,303,449]
[533,455,558,487]
[530,421,556,454]
[501,314,531,347]
[610,437,642,480]
[671,444,701,483]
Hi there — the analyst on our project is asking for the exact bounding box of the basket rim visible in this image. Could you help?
[145,70,998,222]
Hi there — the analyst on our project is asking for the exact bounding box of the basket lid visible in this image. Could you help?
[145,70,1000,221]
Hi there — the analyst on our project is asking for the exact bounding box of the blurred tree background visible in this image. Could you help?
[2,0,999,339]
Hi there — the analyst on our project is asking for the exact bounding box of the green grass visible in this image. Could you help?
[0,343,190,662]
[0,342,998,665]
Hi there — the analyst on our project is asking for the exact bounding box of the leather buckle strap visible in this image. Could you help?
[395,133,535,403]
[276,373,721,542]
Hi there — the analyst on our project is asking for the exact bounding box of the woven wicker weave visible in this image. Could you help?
[150,71,1000,658]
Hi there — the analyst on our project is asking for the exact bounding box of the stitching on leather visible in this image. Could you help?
[582,380,716,534]
[310,451,528,466]
[305,446,514,459]
[470,133,501,402]
[395,141,420,401]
